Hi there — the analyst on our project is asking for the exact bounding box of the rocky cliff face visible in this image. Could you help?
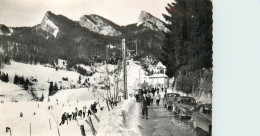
[137,11,168,32]
[36,11,60,38]
[79,14,122,36]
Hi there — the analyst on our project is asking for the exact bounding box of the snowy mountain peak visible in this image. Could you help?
[36,11,59,38]
[79,14,122,36]
[137,11,168,32]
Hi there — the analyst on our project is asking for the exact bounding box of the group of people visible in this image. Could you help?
[137,87,167,119]
[59,102,102,126]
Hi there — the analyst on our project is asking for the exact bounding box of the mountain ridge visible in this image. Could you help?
[0,10,166,72]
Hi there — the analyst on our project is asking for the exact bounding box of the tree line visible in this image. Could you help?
[161,0,213,94]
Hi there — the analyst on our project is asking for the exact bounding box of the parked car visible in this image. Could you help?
[164,93,180,110]
[173,96,196,119]
[192,104,212,134]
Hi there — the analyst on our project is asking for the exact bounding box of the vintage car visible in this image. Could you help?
[173,96,196,119]
[164,93,180,110]
[192,104,212,133]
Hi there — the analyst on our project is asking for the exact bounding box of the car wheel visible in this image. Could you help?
[167,106,171,110]
[178,110,182,119]
[193,120,197,129]
[172,106,176,114]
[209,125,212,135]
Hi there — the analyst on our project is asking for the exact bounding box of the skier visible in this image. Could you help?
[20,112,23,117]
[83,106,86,118]
[75,107,78,119]
[87,109,92,116]
[79,110,82,119]
[59,112,67,125]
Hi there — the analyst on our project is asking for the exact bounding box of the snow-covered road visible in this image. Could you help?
[125,100,211,136]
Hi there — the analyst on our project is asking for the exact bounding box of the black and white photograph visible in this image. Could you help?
[0,0,214,135]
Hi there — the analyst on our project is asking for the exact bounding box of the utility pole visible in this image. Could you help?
[135,39,138,56]
[122,39,128,99]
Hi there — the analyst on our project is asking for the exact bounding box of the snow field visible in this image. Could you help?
[0,98,107,136]
[0,61,88,100]
[0,81,32,102]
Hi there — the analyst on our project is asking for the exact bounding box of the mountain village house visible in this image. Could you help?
[148,62,171,88]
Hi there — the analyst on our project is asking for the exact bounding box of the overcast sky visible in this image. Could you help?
[0,0,172,27]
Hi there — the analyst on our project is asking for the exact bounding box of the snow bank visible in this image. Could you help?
[97,97,140,136]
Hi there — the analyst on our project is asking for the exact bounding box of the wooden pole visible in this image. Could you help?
[49,119,51,130]
[90,109,100,123]
[106,99,110,111]
[30,123,31,136]
[122,39,128,99]
[80,125,86,136]
[86,116,97,136]
[88,116,96,135]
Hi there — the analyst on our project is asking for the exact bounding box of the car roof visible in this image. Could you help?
[179,96,195,99]
[167,93,180,95]
[199,104,212,108]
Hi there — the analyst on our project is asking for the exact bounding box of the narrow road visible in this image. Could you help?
[127,100,210,136]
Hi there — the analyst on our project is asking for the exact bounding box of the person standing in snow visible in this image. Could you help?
[20,112,23,117]
[83,106,86,118]
[155,91,161,106]
[74,108,78,120]
[150,92,154,105]
[59,112,67,125]
[146,92,151,106]
[87,109,92,116]
[140,92,150,119]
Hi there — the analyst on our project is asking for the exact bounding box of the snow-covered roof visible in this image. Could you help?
[156,62,166,68]
[149,74,168,78]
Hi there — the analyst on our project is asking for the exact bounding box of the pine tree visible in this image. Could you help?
[40,93,44,101]
[161,0,212,77]
[23,79,29,90]
[5,74,9,83]
[54,82,58,92]
[49,81,53,96]
[78,75,81,84]
[0,73,4,82]
[14,75,19,84]
[25,78,30,86]
[20,76,25,85]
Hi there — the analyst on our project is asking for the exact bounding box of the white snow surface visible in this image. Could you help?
[0,81,33,102]
[0,61,85,100]
[0,60,147,136]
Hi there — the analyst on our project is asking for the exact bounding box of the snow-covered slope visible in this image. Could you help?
[0,81,32,102]
[137,11,168,32]
[0,61,85,100]
[79,14,122,36]
[36,11,59,38]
